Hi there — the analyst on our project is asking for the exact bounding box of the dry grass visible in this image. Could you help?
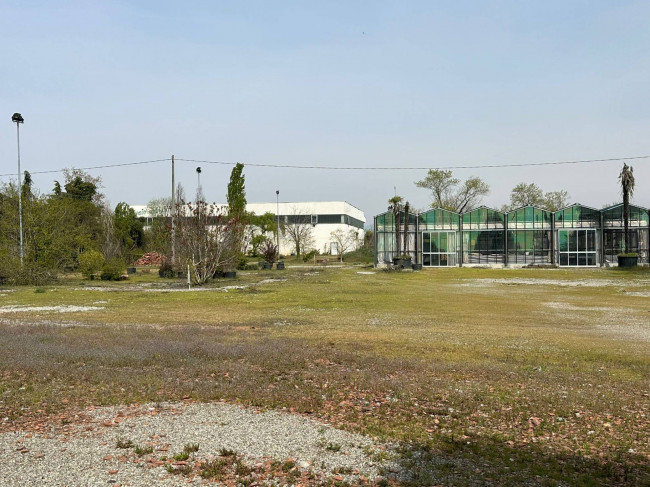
[0,266,649,485]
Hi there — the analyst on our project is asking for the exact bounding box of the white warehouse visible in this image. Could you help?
[130,201,366,256]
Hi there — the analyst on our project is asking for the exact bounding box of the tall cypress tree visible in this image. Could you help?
[227,163,246,220]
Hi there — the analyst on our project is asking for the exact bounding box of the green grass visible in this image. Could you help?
[0,266,649,485]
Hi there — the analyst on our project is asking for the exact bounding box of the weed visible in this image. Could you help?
[183,443,199,454]
[34,288,46,294]
[115,438,134,449]
[219,447,237,457]
[173,451,189,461]
[166,463,192,475]
[134,444,153,456]
[281,460,296,472]
[199,458,229,480]
[326,442,342,452]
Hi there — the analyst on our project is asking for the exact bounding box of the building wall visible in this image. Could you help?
[131,201,366,257]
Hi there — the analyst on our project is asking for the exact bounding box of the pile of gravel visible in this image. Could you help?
[1,401,399,486]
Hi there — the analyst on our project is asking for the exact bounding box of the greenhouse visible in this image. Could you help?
[601,204,649,265]
[374,202,650,267]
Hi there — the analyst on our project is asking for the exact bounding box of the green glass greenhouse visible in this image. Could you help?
[374,203,650,267]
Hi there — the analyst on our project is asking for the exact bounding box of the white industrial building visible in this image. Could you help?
[130,201,366,256]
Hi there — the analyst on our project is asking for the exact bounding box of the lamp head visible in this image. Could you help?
[12,113,24,124]
[196,167,201,174]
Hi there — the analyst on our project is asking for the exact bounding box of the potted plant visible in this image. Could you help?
[259,239,277,270]
[618,163,638,267]
[393,254,412,268]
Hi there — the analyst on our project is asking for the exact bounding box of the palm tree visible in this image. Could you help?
[619,163,635,253]
[388,196,403,258]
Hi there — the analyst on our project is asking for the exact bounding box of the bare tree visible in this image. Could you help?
[281,207,315,256]
[174,197,237,285]
[330,228,360,262]
[100,204,121,262]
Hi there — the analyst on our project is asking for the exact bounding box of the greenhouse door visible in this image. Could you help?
[558,229,598,266]
[422,231,457,266]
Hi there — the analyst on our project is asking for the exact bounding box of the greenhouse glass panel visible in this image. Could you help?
[557,229,597,266]
[422,231,457,266]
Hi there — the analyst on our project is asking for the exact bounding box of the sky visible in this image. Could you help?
[1,1,649,224]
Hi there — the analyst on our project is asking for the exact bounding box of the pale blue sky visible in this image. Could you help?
[1,1,649,219]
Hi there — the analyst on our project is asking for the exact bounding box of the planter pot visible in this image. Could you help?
[412,263,422,271]
[618,255,639,268]
[212,270,224,279]
[262,262,273,270]
[392,257,412,268]
[223,271,237,278]
[276,262,285,270]
[127,267,136,274]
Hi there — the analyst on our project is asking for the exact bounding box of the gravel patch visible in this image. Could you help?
[1,402,399,486]
[0,305,104,314]
[459,278,649,288]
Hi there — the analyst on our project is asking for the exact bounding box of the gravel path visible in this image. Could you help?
[1,402,399,486]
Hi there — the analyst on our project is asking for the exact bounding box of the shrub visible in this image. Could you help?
[78,250,105,279]
[302,249,317,263]
[158,260,175,278]
[259,239,278,264]
[100,261,125,281]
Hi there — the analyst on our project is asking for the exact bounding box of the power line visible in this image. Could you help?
[0,154,648,179]
[0,158,170,178]
[176,155,650,170]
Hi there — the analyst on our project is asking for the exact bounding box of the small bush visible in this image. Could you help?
[78,250,105,279]
[158,261,175,278]
[302,249,318,263]
[236,256,249,270]
[100,261,126,281]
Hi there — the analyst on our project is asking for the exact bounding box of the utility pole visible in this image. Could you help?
[12,113,24,266]
[171,154,175,265]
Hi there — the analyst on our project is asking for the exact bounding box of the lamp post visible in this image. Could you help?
[276,190,280,257]
[12,113,24,265]
[196,167,202,193]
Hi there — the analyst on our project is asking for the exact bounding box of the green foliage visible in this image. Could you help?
[114,202,144,260]
[226,163,246,220]
[158,261,175,278]
[134,444,154,456]
[100,261,125,281]
[64,176,97,202]
[302,249,317,263]
[249,234,267,257]
[415,169,489,213]
[78,250,105,279]
[506,183,569,212]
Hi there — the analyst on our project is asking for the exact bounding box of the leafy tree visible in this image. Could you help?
[114,202,144,260]
[505,183,570,212]
[226,163,246,220]
[542,191,570,212]
[78,249,105,279]
[619,163,635,253]
[415,170,489,213]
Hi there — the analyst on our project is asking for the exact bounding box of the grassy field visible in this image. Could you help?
[0,265,648,486]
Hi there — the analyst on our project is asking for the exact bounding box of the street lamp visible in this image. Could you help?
[196,167,202,193]
[12,113,24,265]
[276,190,280,257]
